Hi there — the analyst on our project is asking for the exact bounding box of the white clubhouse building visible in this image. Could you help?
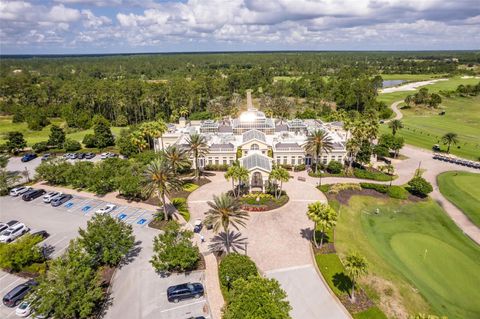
[155,96,347,191]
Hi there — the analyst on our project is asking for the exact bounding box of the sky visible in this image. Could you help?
[1,0,479,54]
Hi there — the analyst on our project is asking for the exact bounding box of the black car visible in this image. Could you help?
[2,280,37,307]
[167,282,204,303]
[51,194,73,207]
[21,153,37,162]
[85,152,95,159]
[31,230,50,240]
[22,189,46,201]
[77,152,86,159]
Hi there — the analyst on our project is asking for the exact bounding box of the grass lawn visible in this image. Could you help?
[438,171,480,227]
[380,74,442,81]
[335,196,480,319]
[0,116,123,147]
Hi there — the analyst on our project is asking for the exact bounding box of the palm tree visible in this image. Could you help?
[441,132,459,153]
[235,166,249,196]
[224,165,237,196]
[186,133,208,180]
[306,202,337,248]
[140,120,167,149]
[344,251,368,303]
[269,167,290,199]
[388,119,403,136]
[304,130,334,185]
[164,145,190,175]
[204,193,249,253]
[143,158,183,220]
[130,130,149,151]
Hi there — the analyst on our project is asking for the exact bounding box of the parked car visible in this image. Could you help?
[2,280,37,307]
[0,220,19,234]
[22,189,46,201]
[43,191,62,203]
[10,186,32,197]
[21,153,37,162]
[31,230,50,240]
[15,300,32,317]
[95,204,117,214]
[0,223,29,243]
[41,153,51,161]
[167,282,204,303]
[77,152,86,159]
[85,152,95,159]
[432,144,441,151]
[51,194,73,207]
[193,219,202,233]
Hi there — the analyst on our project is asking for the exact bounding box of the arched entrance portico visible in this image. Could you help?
[251,172,263,188]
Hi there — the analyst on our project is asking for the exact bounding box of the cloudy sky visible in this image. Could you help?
[1,0,479,54]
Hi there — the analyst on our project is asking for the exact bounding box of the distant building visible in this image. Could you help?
[155,93,348,191]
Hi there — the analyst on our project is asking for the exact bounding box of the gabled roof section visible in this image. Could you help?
[242,129,266,143]
[240,153,272,172]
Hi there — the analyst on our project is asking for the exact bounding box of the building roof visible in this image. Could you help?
[274,142,303,151]
[242,129,266,143]
[332,142,345,150]
[210,143,235,151]
[218,125,233,133]
[240,153,272,172]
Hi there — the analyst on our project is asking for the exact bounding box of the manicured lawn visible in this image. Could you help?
[380,73,442,82]
[353,306,388,319]
[335,196,480,319]
[0,116,123,147]
[438,171,480,227]
[314,253,347,296]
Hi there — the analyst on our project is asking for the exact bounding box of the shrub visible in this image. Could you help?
[328,183,361,194]
[360,183,388,193]
[82,134,97,148]
[407,176,433,197]
[354,168,392,181]
[35,159,72,185]
[171,198,190,221]
[294,163,306,171]
[219,253,257,290]
[279,164,292,170]
[63,139,81,151]
[32,141,49,153]
[204,164,229,171]
[327,160,343,174]
[0,234,44,272]
[387,186,409,199]
[241,193,274,205]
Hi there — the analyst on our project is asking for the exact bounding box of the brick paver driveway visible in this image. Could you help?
[188,173,350,319]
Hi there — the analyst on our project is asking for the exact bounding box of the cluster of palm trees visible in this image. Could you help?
[224,164,250,197]
[142,133,208,220]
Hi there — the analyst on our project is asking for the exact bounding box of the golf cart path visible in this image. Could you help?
[187,173,350,319]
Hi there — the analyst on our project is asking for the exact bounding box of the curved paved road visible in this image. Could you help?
[188,174,350,319]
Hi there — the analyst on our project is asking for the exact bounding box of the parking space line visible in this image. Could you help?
[6,308,18,318]
[0,273,10,281]
[48,236,68,248]
[51,245,68,258]
[0,278,22,295]
[70,198,94,212]
[160,299,206,313]
[124,209,144,224]
[112,206,130,217]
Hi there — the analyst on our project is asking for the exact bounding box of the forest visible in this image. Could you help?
[0,51,478,130]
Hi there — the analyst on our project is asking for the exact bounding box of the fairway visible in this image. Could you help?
[378,76,480,160]
[335,196,480,319]
[438,171,480,227]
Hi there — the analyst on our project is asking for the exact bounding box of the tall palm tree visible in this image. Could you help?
[140,120,167,150]
[306,202,337,248]
[186,133,208,180]
[130,130,149,151]
[164,145,190,175]
[344,252,368,303]
[143,158,183,220]
[235,166,249,196]
[224,165,238,196]
[441,132,459,153]
[204,193,249,253]
[304,129,334,185]
[389,119,403,136]
[269,167,290,199]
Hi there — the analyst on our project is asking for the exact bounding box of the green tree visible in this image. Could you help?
[219,253,257,289]
[143,158,183,220]
[268,167,289,199]
[35,159,71,185]
[441,132,459,153]
[78,213,135,267]
[150,221,200,272]
[223,276,291,319]
[0,234,44,272]
[304,129,333,185]
[164,145,190,175]
[48,125,65,148]
[63,139,81,151]
[327,160,343,174]
[30,241,104,319]
[5,131,27,154]
[82,134,97,148]
[93,116,115,148]
[117,173,143,199]
[407,176,433,197]
[115,114,128,127]
[32,141,49,153]
[344,251,368,303]
[205,193,249,253]
[388,119,403,136]
[186,133,208,180]
[0,169,20,196]
[66,161,94,189]
[306,202,337,248]
[225,164,249,197]
[116,129,139,157]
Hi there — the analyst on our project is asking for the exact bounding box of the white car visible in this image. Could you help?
[43,191,62,203]
[9,186,32,197]
[95,204,117,214]
[15,301,31,317]
[0,223,29,243]
[99,152,110,159]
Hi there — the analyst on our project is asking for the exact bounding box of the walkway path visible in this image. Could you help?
[187,173,350,319]
[387,100,404,121]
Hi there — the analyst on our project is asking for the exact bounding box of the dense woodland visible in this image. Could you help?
[0,51,478,130]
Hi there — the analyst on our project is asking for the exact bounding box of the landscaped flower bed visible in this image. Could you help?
[240,193,289,211]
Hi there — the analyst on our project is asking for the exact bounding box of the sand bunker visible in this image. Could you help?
[380,79,448,93]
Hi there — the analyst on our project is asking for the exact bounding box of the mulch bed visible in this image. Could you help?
[339,289,375,313]
[240,195,289,212]
[312,243,336,254]
[327,188,424,205]
[148,219,169,230]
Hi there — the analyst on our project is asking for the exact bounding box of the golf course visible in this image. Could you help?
[438,171,480,227]
[335,196,480,319]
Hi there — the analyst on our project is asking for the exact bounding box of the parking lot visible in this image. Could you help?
[0,194,210,319]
